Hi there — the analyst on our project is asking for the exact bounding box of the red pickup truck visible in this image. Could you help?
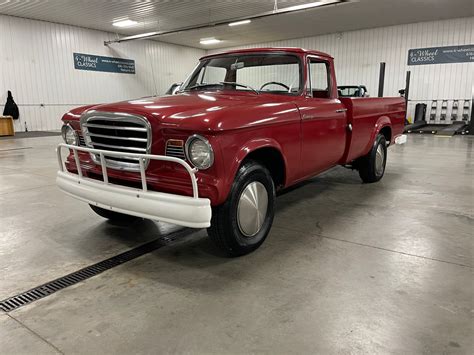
[57,47,406,256]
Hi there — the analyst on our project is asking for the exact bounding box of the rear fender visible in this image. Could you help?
[364,116,391,154]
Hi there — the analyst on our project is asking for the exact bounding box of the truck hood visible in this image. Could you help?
[79,91,299,132]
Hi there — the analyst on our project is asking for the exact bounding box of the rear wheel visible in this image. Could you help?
[89,204,141,224]
[357,134,387,183]
[207,160,275,257]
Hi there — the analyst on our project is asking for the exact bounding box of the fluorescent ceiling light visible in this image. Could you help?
[119,31,159,41]
[228,19,251,26]
[200,38,222,45]
[113,19,138,28]
[282,1,325,12]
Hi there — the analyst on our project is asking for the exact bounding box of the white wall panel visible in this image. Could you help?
[0,15,205,132]
[209,17,473,121]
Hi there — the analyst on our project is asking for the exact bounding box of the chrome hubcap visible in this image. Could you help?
[375,144,385,176]
[237,181,268,237]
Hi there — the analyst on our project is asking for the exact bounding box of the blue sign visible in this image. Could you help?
[408,44,474,66]
[73,53,135,74]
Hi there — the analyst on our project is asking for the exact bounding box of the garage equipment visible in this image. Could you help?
[405,99,470,135]
[451,100,459,121]
[462,100,470,121]
[467,98,473,135]
[440,100,448,121]
[434,121,469,136]
[429,100,437,122]
[415,103,426,122]
[405,103,427,132]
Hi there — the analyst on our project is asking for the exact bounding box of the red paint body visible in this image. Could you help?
[62,48,406,206]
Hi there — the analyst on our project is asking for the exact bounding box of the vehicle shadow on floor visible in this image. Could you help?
[77,165,400,292]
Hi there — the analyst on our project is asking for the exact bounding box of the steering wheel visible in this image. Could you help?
[260,81,290,92]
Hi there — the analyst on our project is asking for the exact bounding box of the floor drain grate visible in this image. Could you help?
[0,228,191,313]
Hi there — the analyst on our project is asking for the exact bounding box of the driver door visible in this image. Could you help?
[299,57,347,177]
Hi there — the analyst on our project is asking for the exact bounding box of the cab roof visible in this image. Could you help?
[201,47,333,60]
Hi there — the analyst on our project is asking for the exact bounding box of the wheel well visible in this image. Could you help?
[380,126,392,143]
[243,147,286,188]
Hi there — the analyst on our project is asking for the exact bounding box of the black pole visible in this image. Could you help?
[378,62,386,97]
[405,71,411,105]
[467,89,474,135]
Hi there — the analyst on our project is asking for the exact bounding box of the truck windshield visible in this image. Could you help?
[182,54,302,95]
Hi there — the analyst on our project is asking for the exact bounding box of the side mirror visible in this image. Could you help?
[166,83,183,95]
[173,83,183,95]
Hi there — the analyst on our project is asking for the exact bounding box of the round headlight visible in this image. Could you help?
[185,135,214,170]
[61,123,78,145]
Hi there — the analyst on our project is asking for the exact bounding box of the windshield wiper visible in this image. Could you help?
[219,82,259,95]
[183,82,259,95]
[183,83,223,91]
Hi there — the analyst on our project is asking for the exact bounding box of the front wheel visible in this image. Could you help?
[357,134,387,183]
[207,160,276,257]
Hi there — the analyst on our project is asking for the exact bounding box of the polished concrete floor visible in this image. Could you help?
[0,134,472,354]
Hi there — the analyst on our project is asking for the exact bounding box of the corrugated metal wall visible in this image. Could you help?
[0,15,205,132]
[209,17,474,121]
[1,15,472,131]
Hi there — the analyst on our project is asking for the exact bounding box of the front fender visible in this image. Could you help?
[219,138,287,204]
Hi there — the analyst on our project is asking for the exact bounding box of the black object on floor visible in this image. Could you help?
[404,120,427,133]
[405,122,468,135]
[416,124,448,134]
[435,122,468,136]
[0,131,61,140]
[0,228,192,313]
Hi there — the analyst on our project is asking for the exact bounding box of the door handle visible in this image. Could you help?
[335,108,348,113]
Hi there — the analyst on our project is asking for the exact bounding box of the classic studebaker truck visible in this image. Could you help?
[57,47,406,256]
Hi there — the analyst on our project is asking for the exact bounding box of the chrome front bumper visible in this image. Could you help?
[56,144,211,228]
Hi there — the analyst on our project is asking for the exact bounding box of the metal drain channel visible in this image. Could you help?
[0,228,191,313]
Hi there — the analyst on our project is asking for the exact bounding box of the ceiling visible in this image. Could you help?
[1,0,472,49]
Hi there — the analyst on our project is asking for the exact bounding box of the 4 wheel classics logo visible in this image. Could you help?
[73,53,135,74]
[74,54,98,69]
[409,49,439,64]
[408,45,474,66]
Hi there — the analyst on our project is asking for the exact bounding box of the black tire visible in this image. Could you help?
[357,134,387,183]
[89,204,141,224]
[207,160,276,257]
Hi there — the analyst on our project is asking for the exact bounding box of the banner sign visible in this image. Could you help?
[408,44,474,66]
[73,53,135,74]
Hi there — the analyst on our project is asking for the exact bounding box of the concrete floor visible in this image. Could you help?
[0,134,472,354]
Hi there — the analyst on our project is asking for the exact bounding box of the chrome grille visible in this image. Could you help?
[165,139,185,159]
[78,133,86,146]
[80,112,151,171]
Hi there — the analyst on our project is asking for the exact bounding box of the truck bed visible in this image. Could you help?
[341,97,406,162]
